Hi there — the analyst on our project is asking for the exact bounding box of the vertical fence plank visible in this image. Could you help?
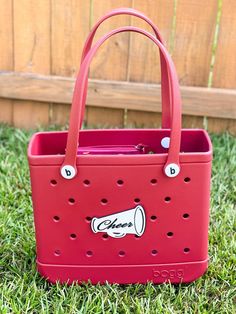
[212,0,236,88]
[13,0,51,128]
[86,0,132,128]
[51,0,90,126]
[173,0,217,86]
[171,0,218,129]
[128,0,174,83]
[0,0,13,124]
[90,0,132,80]
[127,0,174,128]
[208,0,236,135]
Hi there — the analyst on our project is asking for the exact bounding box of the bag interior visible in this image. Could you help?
[29,129,211,156]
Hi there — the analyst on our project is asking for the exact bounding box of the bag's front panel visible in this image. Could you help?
[30,160,211,268]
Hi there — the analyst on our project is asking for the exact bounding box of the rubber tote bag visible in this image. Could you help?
[28,9,212,284]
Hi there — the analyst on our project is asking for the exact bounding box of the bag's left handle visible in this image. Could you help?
[60,26,182,180]
[80,8,171,128]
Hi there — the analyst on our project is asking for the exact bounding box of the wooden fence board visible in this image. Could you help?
[171,0,218,130]
[182,115,204,129]
[90,0,132,80]
[0,72,235,120]
[128,0,174,83]
[209,0,236,134]
[126,0,174,127]
[173,0,217,86]
[87,0,132,128]
[51,0,90,125]
[51,0,90,77]
[126,111,162,128]
[212,0,236,88]
[13,0,51,128]
[207,117,235,135]
[0,0,13,124]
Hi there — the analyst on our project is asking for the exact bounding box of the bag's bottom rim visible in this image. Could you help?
[37,258,208,284]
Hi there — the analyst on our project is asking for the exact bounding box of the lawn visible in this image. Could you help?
[0,125,235,314]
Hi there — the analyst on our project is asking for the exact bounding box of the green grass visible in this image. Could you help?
[0,125,235,314]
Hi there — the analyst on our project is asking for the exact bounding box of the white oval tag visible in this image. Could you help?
[164,163,180,177]
[60,165,76,179]
[161,137,170,149]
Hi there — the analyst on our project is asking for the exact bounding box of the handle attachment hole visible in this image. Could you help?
[164,196,171,202]
[150,178,157,185]
[184,177,191,183]
[68,198,75,205]
[119,251,125,257]
[83,179,90,186]
[101,198,108,204]
[70,233,77,240]
[53,216,60,222]
[54,250,61,256]
[50,179,57,186]
[184,247,190,253]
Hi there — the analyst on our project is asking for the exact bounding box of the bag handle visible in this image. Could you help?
[80,8,171,128]
[61,26,181,180]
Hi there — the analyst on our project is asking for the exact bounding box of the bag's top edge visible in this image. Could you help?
[29,128,210,135]
[28,154,212,166]
[28,129,212,166]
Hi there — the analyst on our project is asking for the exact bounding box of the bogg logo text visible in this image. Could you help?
[153,269,184,279]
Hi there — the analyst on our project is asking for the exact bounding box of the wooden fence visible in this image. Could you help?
[0,0,235,134]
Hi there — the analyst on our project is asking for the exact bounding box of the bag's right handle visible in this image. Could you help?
[81,8,171,128]
[61,26,181,180]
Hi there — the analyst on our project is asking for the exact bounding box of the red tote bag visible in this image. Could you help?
[28,11,212,285]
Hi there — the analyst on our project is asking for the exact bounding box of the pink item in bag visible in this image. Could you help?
[77,144,150,155]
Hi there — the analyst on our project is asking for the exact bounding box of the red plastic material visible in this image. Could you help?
[80,7,171,128]
[62,26,182,177]
[27,10,212,285]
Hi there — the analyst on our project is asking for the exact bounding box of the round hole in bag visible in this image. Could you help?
[50,179,57,186]
[151,250,158,256]
[134,198,141,204]
[184,177,191,183]
[70,233,77,240]
[102,234,109,240]
[135,235,141,239]
[184,247,190,253]
[86,216,92,222]
[68,198,75,205]
[117,179,124,186]
[101,198,108,205]
[183,213,190,219]
[151,215,157,221]
[53,216,60,222]
[54,250,61,256]
[167,232,173,237]
[119,251,125,257]
[150,179,157,185]
[164,196,171,202]
[83,179,90,186]
[86,251,93,257]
